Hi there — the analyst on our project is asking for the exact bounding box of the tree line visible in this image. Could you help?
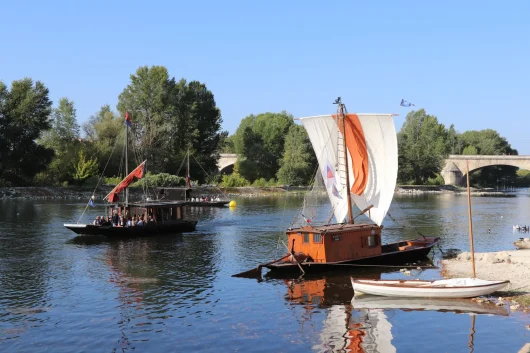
[0,66,225,187]
[0,71,522,188]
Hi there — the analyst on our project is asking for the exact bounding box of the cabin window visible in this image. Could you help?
[362,234,378,248]
[313,233,322,243]
[332,234,341,241]
[303,233,309,243]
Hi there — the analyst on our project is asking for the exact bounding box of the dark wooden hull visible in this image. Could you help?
[64,220,198,237]
[265,237,440,275]
[187,201,229,207]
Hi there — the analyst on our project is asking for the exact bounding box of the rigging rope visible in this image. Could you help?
[76,135,120,223]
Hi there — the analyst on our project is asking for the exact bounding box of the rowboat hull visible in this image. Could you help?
[265,237,439,275]
[351,278,510,298]
[64,220,198,237]
[187,201,229,207]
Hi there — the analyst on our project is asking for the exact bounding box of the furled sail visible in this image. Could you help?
[300,114,397,225]
[105,160,147,203]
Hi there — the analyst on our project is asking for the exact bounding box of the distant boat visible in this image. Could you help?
[514,238,530,249]
[64,112,198,237]
[233,97,439,279]
[351,278,509,298]
[157,150,231,207]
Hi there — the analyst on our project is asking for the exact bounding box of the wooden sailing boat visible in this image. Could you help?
[351,160,509,298]
[156,150,231,207]
[233,97,440,278]
[64,112,198,237]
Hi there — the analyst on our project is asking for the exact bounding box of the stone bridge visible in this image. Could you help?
[441,155,530,185]
[218,153,238,174]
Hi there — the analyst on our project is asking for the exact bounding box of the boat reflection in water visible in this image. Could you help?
[282,274,508,353]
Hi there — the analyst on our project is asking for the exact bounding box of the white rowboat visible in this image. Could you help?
[351,278,510,298]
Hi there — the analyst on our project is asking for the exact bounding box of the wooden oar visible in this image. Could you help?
[231,254,290,278]
[282,238,306,277]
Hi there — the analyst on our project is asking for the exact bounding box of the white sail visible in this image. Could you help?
[300,113,397,226]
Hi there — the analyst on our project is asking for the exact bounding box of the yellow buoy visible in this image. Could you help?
[229,200,236,208]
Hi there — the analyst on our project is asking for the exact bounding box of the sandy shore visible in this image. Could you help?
[441,249,530,308]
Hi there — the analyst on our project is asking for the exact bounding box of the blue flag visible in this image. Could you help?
[89,199,95,207]
[400,99,415,107]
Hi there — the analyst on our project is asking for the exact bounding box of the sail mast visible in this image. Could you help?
[187,149,190,187]
[125,112,129,207]
[336,97,354,224]
[466,160,476,278]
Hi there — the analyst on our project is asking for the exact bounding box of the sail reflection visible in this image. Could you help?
[282,275,508,353]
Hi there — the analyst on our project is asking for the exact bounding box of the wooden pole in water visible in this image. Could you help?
[466,160,476,278]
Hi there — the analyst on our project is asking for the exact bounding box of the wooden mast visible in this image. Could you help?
[336,97,354,224]
[125,112,129,207]
[466,160,476,278]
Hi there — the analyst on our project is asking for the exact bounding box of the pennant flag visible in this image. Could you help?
[301,214,312,224]
[326,165,334,179]
[332,184,342,199]
[400,99,415,107]
[186,174,192,189]
[125,111,132,127]
[89,199,95,207]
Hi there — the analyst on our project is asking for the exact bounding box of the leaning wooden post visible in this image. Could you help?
[466,160,476,278]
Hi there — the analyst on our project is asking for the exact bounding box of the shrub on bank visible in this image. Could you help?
[220,173,250,187]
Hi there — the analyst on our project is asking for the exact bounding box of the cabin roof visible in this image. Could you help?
[288,223,380,234]
[127,200,188,208]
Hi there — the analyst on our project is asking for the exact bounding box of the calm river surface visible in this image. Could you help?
[1,193,529,352]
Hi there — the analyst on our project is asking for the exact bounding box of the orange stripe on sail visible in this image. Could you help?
[333,113,368,195]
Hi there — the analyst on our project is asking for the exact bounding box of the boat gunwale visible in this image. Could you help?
[351,278,510,289]
[267,237,440,268]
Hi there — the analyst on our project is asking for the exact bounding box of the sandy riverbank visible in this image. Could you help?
[441,249,530,309]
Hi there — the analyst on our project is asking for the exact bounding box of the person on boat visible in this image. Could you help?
[112,211,119,226]
[126,217,133,227]
[148,216,155,224]
[137,216,145,226]
[117,215,125,227]
[93,216,101,226]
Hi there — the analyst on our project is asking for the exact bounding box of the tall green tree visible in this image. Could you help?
[83,105,125,178]
[0,78,54,186]
[397,109,450,184]
[277,124,316,185]
[233,111,294,182]
[39,98,81,183]
[116,66,224,181]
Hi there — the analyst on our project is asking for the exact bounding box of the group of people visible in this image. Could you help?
[190,195,222,202]
[93,211,154,227]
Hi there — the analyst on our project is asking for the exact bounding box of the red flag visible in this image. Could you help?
[107,161,146,202]
[125,111,132,127]
[186,174,192,188]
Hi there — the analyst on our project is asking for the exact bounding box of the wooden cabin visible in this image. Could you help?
[156,187,190,202]
[109,200,187,223]
[286,223,383,263]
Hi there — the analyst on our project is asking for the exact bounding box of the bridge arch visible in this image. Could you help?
[441,155,530,186]
[218,153,238,174]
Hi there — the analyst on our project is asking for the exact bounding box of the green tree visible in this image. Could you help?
[116,67,224,182]
[0,78,54,186]
[72,149,99,183]
[397,109,450,184]
[277,124,316,185]
[233,111,294,182]
[83,105,125,177]
[39,98,81,184]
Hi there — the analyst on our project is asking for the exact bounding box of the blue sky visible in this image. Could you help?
[2,1,529,152]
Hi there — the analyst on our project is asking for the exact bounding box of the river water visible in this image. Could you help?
[0,193,529,352]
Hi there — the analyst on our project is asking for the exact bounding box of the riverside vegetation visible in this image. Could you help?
[1,66,530,190]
